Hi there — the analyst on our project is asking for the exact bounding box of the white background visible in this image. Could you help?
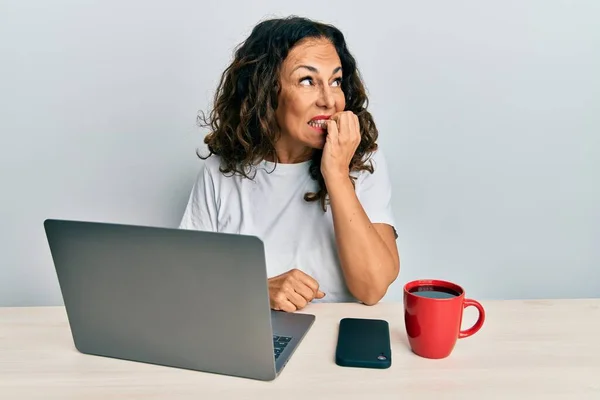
[1,0,598,306]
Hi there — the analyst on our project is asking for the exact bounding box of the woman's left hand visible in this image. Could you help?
[321,111,361,182]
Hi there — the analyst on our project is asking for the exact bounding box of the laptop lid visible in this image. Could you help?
[44,219,280,380]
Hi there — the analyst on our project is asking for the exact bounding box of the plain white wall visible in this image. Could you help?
[1,0,598,306]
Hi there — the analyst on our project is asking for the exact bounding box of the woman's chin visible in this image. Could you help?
[311,134,327,149]
[298,137,325,151]
[312,141,325,150]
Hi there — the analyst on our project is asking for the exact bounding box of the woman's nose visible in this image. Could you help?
[316,86,335,109]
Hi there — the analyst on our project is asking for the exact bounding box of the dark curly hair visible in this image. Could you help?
[197,16,379,210]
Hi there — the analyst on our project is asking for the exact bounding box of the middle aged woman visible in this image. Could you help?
[179,16,400,312]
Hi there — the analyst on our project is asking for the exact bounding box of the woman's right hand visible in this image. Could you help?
[268,268,325,312]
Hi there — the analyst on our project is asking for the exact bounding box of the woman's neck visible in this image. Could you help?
[268,145,313,164]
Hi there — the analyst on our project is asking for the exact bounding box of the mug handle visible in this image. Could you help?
[458,299,485,339]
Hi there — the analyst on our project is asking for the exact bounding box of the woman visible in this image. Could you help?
[179,16,400,312]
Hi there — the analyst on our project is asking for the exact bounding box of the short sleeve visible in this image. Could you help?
[178,162,218,232]
[355,148,397,238]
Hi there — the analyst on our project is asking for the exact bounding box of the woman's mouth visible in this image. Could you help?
[308,119,328,130]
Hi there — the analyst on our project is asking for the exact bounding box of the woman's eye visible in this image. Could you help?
[299,77,342,87]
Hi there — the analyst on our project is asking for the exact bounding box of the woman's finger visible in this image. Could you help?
[287,290,309,310]
[352,113,361,143]
[325,118,339,145]
[272,296,297,313]
[294,282,316,302]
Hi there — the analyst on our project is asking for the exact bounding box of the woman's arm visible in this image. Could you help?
[322,112,400,305]
[326,174,399,305]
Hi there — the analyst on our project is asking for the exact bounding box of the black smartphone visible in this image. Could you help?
[335,317,391,369]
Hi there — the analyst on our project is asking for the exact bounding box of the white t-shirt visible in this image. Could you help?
[178,148,396,303]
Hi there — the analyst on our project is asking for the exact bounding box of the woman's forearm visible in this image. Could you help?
[325,175,399,305]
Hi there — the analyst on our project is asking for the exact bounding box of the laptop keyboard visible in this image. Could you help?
[273,335,292,360]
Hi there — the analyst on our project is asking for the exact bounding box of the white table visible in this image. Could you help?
[1,299,599,399]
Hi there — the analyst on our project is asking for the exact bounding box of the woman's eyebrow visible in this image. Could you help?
[292,65,343,75]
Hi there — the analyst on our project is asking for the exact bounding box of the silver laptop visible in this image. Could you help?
[43,219,315,381]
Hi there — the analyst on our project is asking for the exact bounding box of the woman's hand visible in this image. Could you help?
[268,269,325,312]
[321,111,361,182]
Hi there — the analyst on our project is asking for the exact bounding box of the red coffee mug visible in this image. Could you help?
[403,279,485,359]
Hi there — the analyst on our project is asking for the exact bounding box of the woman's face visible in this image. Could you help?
[274,37,346,163]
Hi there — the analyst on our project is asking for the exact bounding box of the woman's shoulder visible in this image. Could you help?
[197,153,255,184]
[189,154,224,189]
[201,153,224,174]
[365,147,389,167]
[352,147,390,179]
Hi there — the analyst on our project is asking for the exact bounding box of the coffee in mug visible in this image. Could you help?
[408,285,461,299]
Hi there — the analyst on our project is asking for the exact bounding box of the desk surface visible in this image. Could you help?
[1,299,599,399]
